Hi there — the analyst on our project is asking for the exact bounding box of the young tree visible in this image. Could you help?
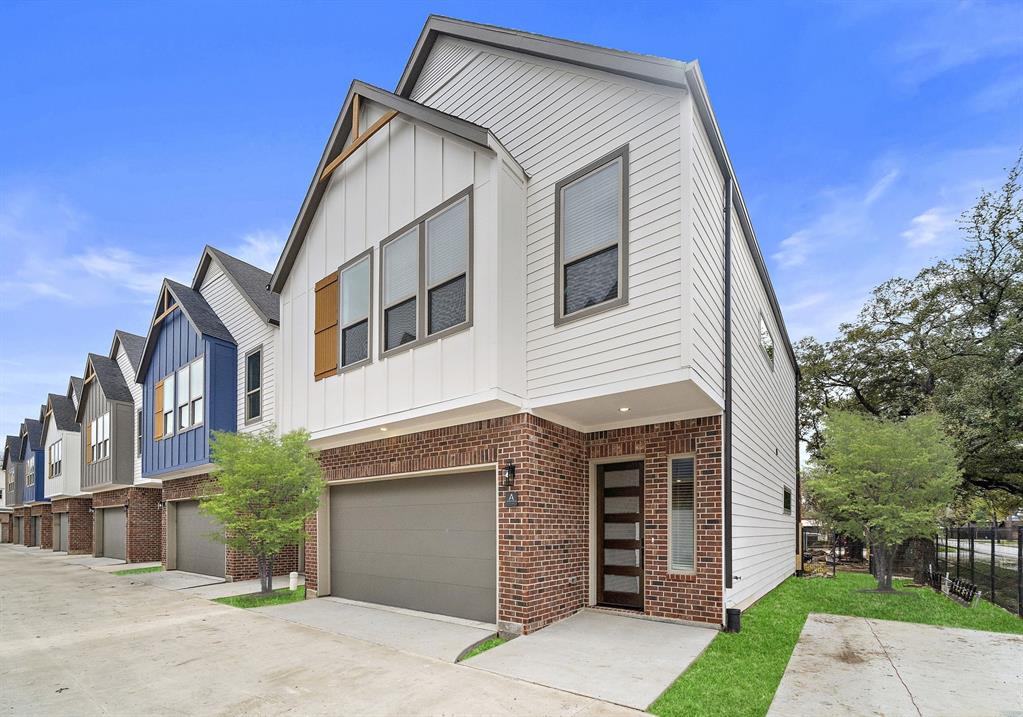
[202,429,324,594]
[805,411,959,591]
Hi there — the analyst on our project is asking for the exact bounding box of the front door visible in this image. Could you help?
[597,461,644,609]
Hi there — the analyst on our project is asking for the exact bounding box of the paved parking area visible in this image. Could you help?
[0,545,637,716]
[128,569,224,590]
[768,613,1023,716]
[256,596,496,662]
[466,609,717,710]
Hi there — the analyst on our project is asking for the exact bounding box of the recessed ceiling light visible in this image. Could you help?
[619,407,630,413]
[379,427,388,432]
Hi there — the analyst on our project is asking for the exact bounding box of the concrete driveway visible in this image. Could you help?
[128,568,225,590]
[768,613,1023,717]
[466,609,717,710]
[256,596,496,662]
[0,545,636,716]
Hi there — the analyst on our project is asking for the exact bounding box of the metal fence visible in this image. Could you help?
[935,526,1023,616]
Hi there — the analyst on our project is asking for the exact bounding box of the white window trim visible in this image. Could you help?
[667,453,697,575]
[554,145,630,326]
[244,345,264,423]
[163,356,204,437]
[759,312,775,369]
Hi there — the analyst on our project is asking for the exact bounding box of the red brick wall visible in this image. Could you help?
[311,413,725,633]
[92,487,162,562]
[588,416,723,625]
[162,473,299,581]
[50,497,94,554]
[29,503,53,549]
[14,506,30,543]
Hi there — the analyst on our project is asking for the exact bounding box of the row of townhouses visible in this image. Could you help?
[1,16,799,635]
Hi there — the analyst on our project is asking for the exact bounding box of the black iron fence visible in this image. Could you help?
[935,526,1023,616]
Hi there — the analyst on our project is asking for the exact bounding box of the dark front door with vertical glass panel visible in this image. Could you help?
[597,461,644,609]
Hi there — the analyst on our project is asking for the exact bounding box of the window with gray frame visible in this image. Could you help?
[245,348,262,421]
[783,486,792,514]
[340,250,372,368]
[555,146,628,323]
[380,188,472,356]
[670,457,695,571]
[136,410,142,455]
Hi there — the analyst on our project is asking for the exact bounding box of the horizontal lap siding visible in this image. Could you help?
[412,37,684,401]
[115,345,143,482]
[279,102,506,437]
[199,261,276,434]
[728,209,797,609]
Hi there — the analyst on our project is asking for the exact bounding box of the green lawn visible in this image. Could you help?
[459,636,506,661]
[215,585,306,608]
[650,572,1023,717]
[113,566,163,576]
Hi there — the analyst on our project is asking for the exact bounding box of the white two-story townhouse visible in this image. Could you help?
[1,435,22,543]
[136,246,287,580]
[41,389,91,553]
[271,16,798,636]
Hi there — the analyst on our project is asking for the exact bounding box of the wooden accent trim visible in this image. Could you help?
[314,271,340,380]
[84,421,92,464]
[154,381,164,440]
[152,303,180,327]
[352,94,360,139]
[319,110,399,183]
[315,273,338,291]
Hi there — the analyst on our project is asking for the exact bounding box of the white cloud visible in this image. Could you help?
[864,168,900,206]
[229,230,285,272]
[969,71,1023,113]
[901,207,957,247]
[773,232,811,268]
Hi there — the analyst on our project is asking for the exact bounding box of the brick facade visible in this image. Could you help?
[92,486,162,562]
[29,503,53,549]
[161,473,299,581]
[51,496,94,554]
[0,512,10,543]
[310,413,724,634]
[14,506,30,543]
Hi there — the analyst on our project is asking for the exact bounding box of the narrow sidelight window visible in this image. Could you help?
[177,366,191,430]
[163,373,175,437]
[189,357,204,425]
[339,251,372,369]
[136,410,142,455]
[760,313,775,367]
[669,457,696,572]
[382,228,418,352]
[555,146,628,324]
[783,486,792,515]
[425,196,469,335]
[245,348,262,421]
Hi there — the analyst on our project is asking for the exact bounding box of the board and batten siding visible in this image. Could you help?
[114,345,143,482]
[199,260,277,434]
[727,206,797,610]
[43,416,82,498]
[410,36,687,402]
[278,98,526,439]
[80,384,133,490]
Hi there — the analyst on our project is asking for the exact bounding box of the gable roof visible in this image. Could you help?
[48,393,79,432]
[110,330,146,372]
[76,353,134,421]
[21,418,43,452]
[269,80,518,293]
[136,279,235,381]
[193,246,280,325]
[68,376,84,406]
[2,435,21,468]
[396,16,797,373]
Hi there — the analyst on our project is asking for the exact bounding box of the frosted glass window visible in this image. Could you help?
[177,366,191,429]
[341,257,370,326]
[163,374,175,436]
[190,357,204,425]
[383,229,418,306]
[562,160,621,262]
[670,457,695,571]
[426,197,468,286]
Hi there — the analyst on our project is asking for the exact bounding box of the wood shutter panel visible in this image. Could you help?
[84,421,92,464]
[154,380,164,440]
[314,272,340,380]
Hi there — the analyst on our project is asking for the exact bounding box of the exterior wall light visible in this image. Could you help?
[503,460,518,508]
[619,406,630,412]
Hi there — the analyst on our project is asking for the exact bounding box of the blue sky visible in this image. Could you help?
[1,0,1021,439]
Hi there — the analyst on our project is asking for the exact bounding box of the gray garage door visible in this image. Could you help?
[32,517,40,546]
[13,517,22,544]
[175,501,225,578]
[330,471,496,623]
[102,508,126,560]
[54,513,68,551]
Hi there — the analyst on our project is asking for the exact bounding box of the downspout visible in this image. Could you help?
[723,178,734,591]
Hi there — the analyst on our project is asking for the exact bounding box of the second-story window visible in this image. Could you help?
[136,410,142,455]
[426,196,469,335]
[340,251,372,368]
[759,314,775,368]
[382,228,419,353]
[555,146,629,324]
[162,373,175,437]
[177,365,191,430]
[90,412,109,461]
[190,357,204,425]
[245,348,263,421]
[174,358,204,431]
[26,455,35,485]
[48,440,62,477]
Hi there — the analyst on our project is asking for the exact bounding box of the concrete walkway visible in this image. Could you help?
[467,609,717,710]
[256,596,495,662]
[128,569,225,590]
[768,613,1023,716]
[0,545,636,716]
[183,574,304,599]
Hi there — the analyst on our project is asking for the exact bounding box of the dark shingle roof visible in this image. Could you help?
[3,435,21,466]
[22,418,43,451]
[206,247,280,324]
[69,376,84,405]
[113,330,146,371]
[166,280,234,343]
[88,353,133,404]
[48,393,79,432]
